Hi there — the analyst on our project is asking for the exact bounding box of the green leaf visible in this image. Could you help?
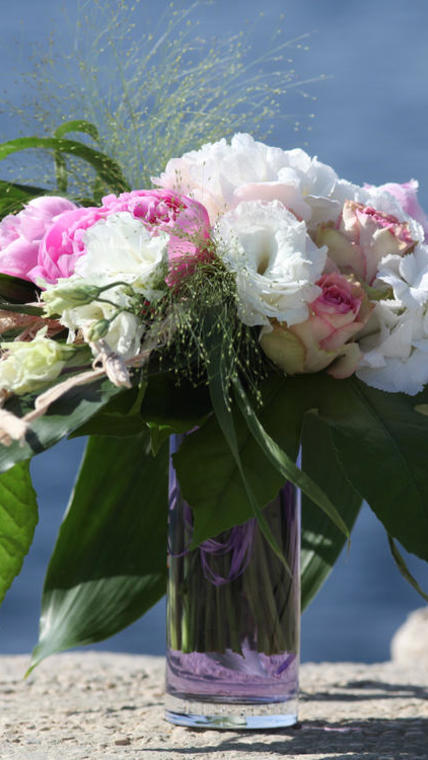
[233,379,349,539]
[54,120,99,141]
[30,432,168,670]
[0,299,43,316]
[146,422,176,456]
[387,536,428,603]
[53,121,100,194]
[140,373,212,455]
[0,137,130,195]
[0,377,124,474]
[300,413,362,611]
[69,383,147,438]
[315,377,428,563]
[140,373,212,431]
[0,460,38,604]
[0,273,40,304]
[264,372,428,566]
[173,373,302,547]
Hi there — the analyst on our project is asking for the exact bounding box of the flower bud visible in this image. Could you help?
[42,283,102,316]
[86,319,111,342]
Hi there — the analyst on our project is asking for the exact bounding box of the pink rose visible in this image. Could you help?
[260,272,373,379]
[366,179,428,240]
[0,196,77,282]
[28,189,211,287]
[315,200,417,284]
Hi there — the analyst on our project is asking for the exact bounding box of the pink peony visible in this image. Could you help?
[28,189,211,287]
[260,272,373,379]
[0,196,77,282]
[315,200,417,284]
[28,206,109,284]
[369,179,428,240]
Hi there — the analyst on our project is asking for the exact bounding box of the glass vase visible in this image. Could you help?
[165,435,301,729]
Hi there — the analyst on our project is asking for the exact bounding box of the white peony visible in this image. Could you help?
[154,132,359,228]
[214,200,327,329]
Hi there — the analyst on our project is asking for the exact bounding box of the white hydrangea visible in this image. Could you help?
[213,200,327,329]
[154,132,359,228]
[357,244,428,394]
[376,245,428,309]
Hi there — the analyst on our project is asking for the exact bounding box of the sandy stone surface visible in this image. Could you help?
[0,652,427,759]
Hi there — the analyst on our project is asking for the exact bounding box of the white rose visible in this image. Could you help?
[213,200,327,328]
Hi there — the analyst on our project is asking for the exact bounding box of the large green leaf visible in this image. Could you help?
[69,384,148,438]
[0,460,38,604]
[233,378,348,538]
[140,373,213,455]
[314,377,428,563]
[140,373,212,430]
[0,137,130,194]
[255,372,428,565]
[30,432,168,670]
[300,413,362,611]
[0,377,123,474]
[173,374,302,546]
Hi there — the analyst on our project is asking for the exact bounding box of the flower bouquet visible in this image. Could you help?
[0,128,428,727]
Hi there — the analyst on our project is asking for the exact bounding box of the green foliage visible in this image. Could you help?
[0,378,124,474]
[300,413,362,611]
[53,120,101,194]
[30,432,168,669]
[69,384,148,438]
[0,136,129,196]
[0,461,38,605]
[0,272,40,304]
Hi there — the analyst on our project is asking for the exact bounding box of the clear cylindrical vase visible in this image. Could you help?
[165,435,300,729]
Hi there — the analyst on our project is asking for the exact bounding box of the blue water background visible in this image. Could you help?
[0,0,428,662]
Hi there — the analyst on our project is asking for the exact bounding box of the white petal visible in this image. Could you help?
[214,200,326,327]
